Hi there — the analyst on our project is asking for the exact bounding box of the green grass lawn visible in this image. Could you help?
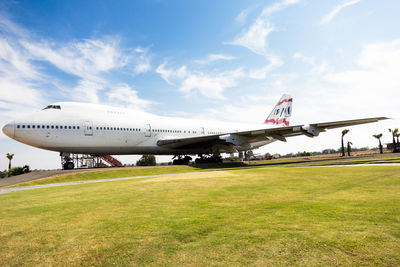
[0,166,399,266]
[8,163,248,188]
[9,165,200,187]
[8,154,400,188]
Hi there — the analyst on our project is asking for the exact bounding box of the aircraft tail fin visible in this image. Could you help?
[264,94,292,126]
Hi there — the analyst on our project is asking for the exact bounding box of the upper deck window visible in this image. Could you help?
[43,105,61,110]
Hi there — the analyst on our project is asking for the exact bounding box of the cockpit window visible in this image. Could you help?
[43,105,61,110]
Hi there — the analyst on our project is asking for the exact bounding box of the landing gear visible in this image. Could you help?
[63,162,75,170]
[172,155,192,165]
[61,152,75,170]
[194,154,222,164]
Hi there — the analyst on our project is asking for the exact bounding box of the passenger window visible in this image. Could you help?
[56,126,58,129]
[17,125,20,128]
[77,126,80,129]
[47,126,49,129]
[68,126,71,129]
[60,126,63,129]
[51,126,54,129]
[73,126,76,129]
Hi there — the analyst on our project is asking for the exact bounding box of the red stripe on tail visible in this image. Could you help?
[264,118,290,126]
[277,98,293,106]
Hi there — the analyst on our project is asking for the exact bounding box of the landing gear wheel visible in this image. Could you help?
[172,155,192,165]
[194,154,222,164]
[63,162,75,170]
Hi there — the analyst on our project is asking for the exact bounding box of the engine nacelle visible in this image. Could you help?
[301,125,323,137]
[219,133,248,146]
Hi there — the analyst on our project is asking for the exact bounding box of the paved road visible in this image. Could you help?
[0,166,173,187]
[0,172,203,195]
[1,163,399,195]
[0,169,95,187]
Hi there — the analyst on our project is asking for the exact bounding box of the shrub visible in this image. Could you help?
[136,155,156,166]
[7,165,31,177]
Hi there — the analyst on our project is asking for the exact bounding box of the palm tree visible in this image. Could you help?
[373,134,383,154]
[6,153,14,170]
[394,128,399,144]
[389,128,396,145]
[347,141,353,156]
[341,129,350,156]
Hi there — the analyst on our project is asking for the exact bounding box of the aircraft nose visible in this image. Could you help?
[2,121,15,138]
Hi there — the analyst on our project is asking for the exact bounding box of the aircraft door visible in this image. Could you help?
[200,127,205,135]
[84,121,93,136]
[144,124,151,137]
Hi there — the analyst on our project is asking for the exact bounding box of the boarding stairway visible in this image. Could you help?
[100,155,123,167]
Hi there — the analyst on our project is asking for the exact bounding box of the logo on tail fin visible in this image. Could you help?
[264,94,292,126]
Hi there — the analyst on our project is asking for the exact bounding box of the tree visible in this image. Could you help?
[136,155,156,166]
[373,134,383,154]
[389,128,396,145]
[394,128,399,144]
[341,129,350,156]
[6,153,14,170]
[7,165,31,177]
[347,141,353,156]
[245,150,254,160]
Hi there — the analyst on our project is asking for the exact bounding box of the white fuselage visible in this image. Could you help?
[3,102,275,155]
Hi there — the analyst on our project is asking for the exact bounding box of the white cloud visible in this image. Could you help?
[22,38,127,79]
[0,15,29,38]
[70,79,105,103]
[228,0,300,82]
[155,62,188,86]
[156,62,244,99]
[293,52,315,65]
[323,39,400,114]
[133,47,151,74]
[248,55,283,79]
[203,93,283,123]
[235,8,251,25]
[261,0,302,16]
[293,52,329,74]
[230,0,301,57]
[0,29,46,130]
[231,20,275,57]
[180,69,243,99]
[320,0,361,25]
[106,83,154,109]
[0,39,41,81]
[0,78,43,105]
[194,54,235,65]
[0,14,155,134]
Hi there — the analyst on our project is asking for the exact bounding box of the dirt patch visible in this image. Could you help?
[142,171,237,183]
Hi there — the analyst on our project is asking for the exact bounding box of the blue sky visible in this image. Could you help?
[1,0,399,169]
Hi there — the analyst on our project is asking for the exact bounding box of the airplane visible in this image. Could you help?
[2,94,387,169]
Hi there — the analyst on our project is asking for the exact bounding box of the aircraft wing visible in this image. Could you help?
[156,117,389,149]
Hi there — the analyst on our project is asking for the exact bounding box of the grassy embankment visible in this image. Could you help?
[8,154,400,188]
[7,163,247,187]
[245,153,400,166]
[0,166,399,266]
